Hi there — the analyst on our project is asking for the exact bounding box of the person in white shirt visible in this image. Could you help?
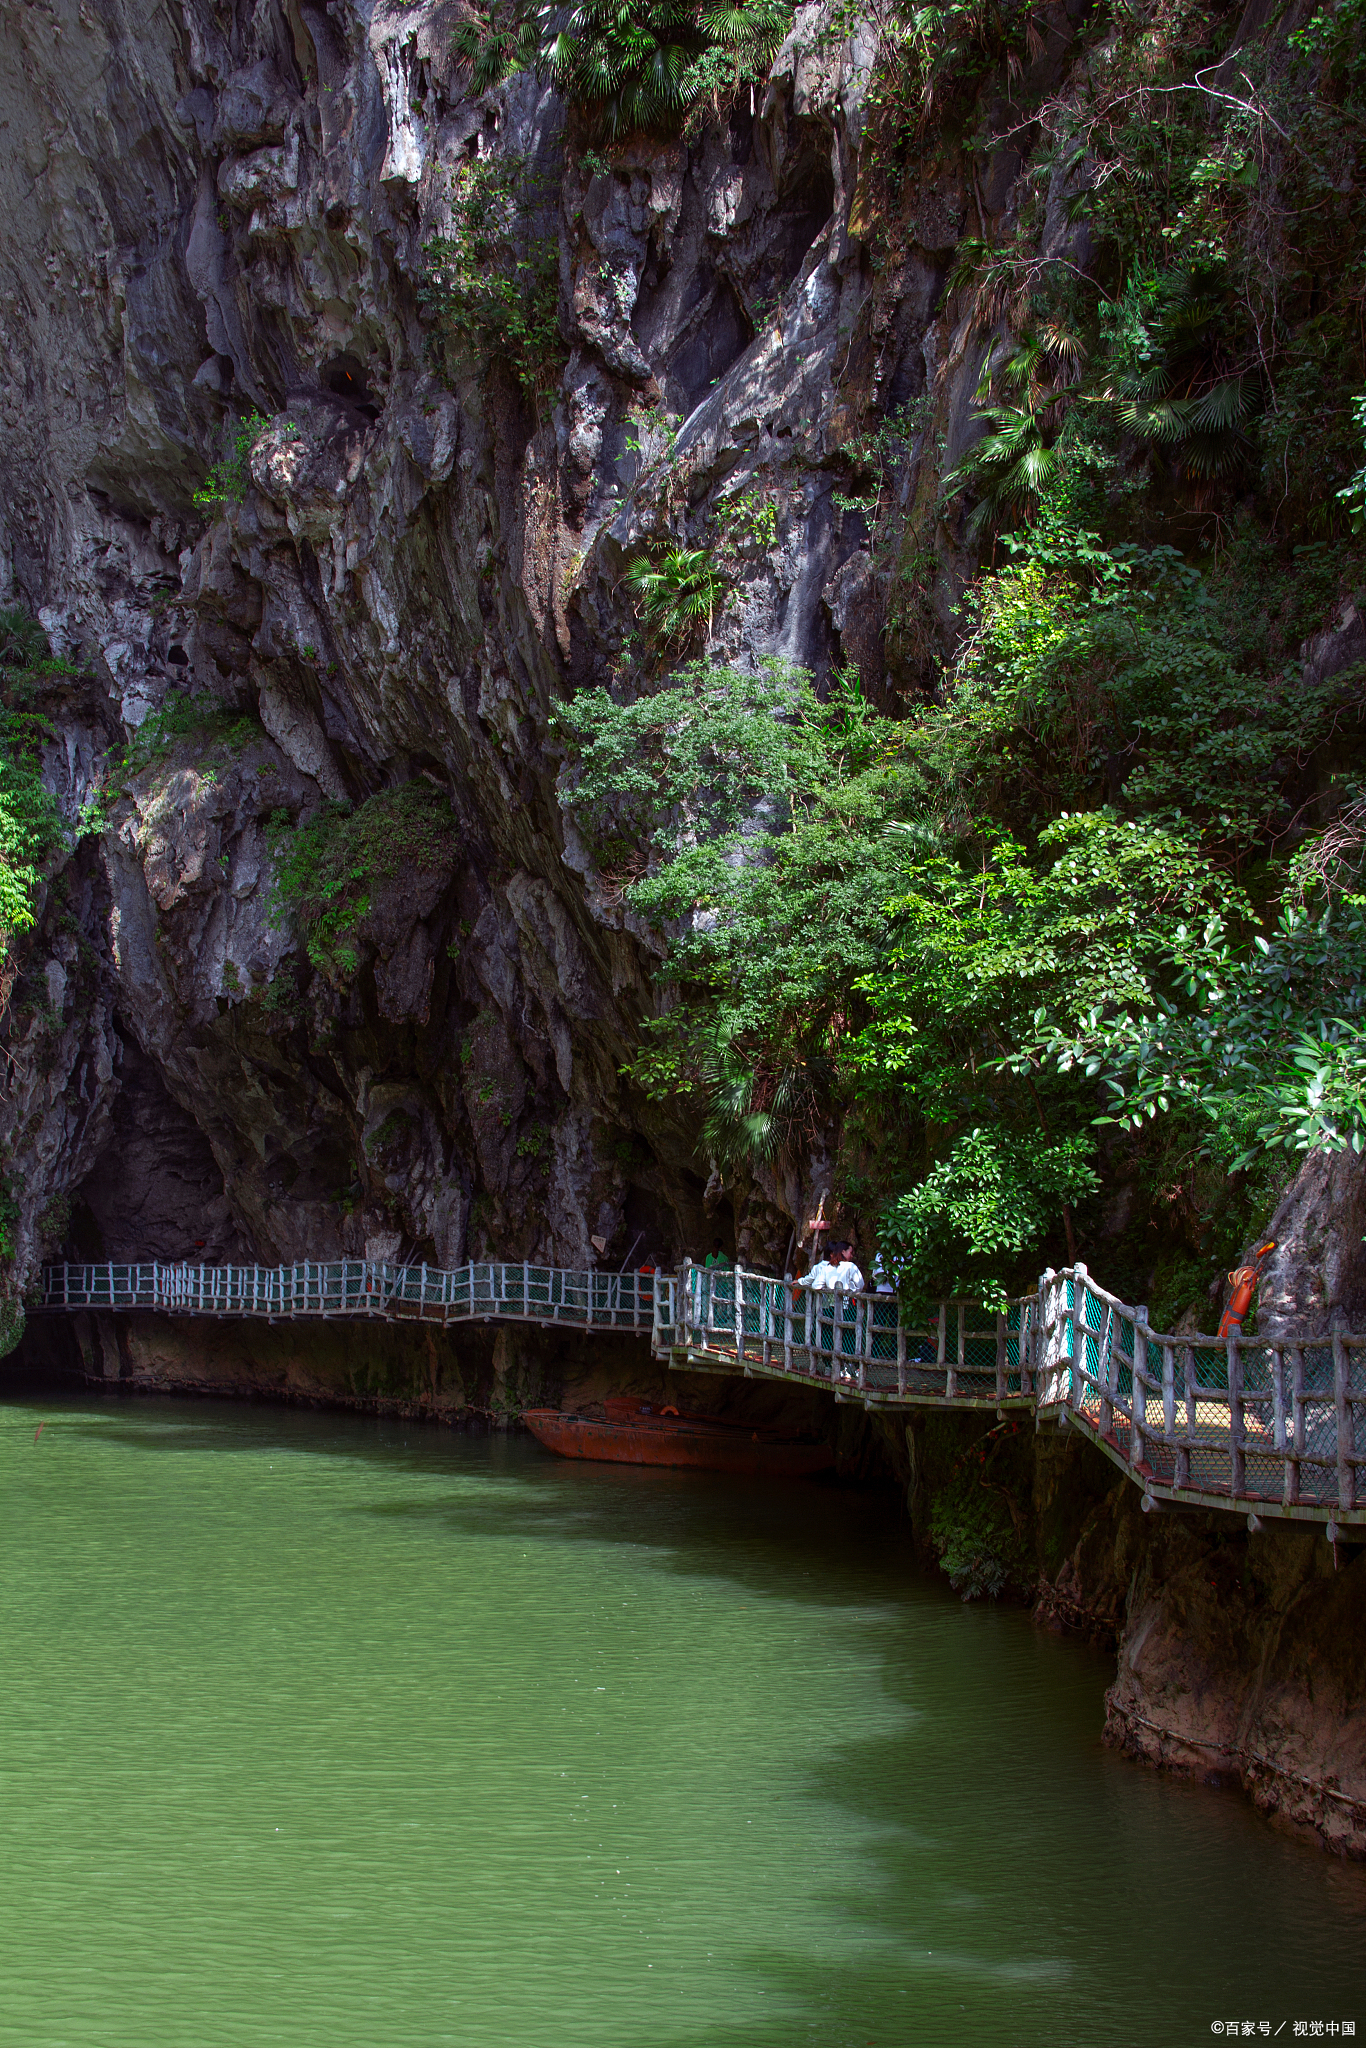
[798,1253,840,1291]
[798,1242,864,1291]
[828,1242,865,1293]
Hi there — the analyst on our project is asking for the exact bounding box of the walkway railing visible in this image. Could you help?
[661,1260,1366,1530]
[36,1255,1366,1526]
[1034,1266,1366,1526]
[38,1260,655,1331]
[652,1263,1036,1406]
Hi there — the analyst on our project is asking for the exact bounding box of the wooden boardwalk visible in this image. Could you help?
[39,1259,656,1332]
[37,1256,1366,1531]
[654,1261,1366,1534]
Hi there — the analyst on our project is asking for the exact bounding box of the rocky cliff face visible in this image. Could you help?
[0,0,922,1299]
[1033,1430,1366,1858]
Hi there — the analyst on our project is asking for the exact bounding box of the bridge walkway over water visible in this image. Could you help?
[37,1258,1365,1532]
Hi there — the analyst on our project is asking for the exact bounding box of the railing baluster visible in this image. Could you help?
[1132,1310,1147,1474]
[1288,1345,1305,1506]
[1180,1341,1196,1491]
[1272,1347,1287,1453]
[1334,1322,1355,1514]
[1229,1333,1245,1499]
[1162,1341,1175,1451]
[1098,1302,1115,1439]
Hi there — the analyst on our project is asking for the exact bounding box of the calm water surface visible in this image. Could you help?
[1,1387,1363,2048]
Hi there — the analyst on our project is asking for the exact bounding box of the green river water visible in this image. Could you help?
[1,1388,1363,2048]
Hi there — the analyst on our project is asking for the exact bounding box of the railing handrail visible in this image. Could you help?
[33,1256,1364,1527]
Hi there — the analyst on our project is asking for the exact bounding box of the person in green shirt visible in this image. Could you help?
[703,1238,730,1270]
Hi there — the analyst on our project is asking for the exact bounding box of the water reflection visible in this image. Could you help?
[1,1391,1361,2048]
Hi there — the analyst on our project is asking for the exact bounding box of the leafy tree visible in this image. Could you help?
[852,810,1242,1098]
[918,505,1365,854]
[880,1125,1098,1315]
[422,153,563,400]
[556,661,926,1165]
[1015,891,1366,1170]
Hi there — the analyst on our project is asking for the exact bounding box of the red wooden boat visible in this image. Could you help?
[522,1396,834,1478]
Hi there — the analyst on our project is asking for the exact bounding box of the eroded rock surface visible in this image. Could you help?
[0,0,922,1300]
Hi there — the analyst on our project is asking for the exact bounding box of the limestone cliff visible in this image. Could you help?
[1034,1429,1366,1858]
[0,0,900,1299]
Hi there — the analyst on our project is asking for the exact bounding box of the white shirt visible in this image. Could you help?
[800,1258,864,1293]
[798,1259,838,1291]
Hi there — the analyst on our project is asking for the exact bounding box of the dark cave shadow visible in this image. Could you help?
[7,1389,918,1614]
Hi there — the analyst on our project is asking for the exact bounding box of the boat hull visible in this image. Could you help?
[522,1408,834,1477]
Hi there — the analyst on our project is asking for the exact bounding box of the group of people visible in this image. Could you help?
[796,1240,865,1293]
[700,1234,892,1294]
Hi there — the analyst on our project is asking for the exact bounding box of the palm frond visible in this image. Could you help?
[1183,375,1256,434]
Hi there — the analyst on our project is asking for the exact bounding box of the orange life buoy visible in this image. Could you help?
[1216,1241,1276,1339]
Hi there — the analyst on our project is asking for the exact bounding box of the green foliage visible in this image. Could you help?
[928,1422,1034,1601]
[1337,397,1366,534]
[1018,892,1366,1170]
[120,691,260,779]
[0,611,69,984]
[0,1296,24,1356]
[454,0,791,138]
[623,547,726,650]
[880,1127,1096,1315]
[718,486,778,551]
[452,0,542,91]
[557,660,921,1164]
[941,331,1086,533]
[0,743,62,965]
[1100,265,1259,481]
[852,808,1238,1107]
[423,153,563,400]
[924,502,1364,853]
[268,784,459,980]
[625,403,681,469]
[193,414,299,507]
[366,1112,412,1157]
